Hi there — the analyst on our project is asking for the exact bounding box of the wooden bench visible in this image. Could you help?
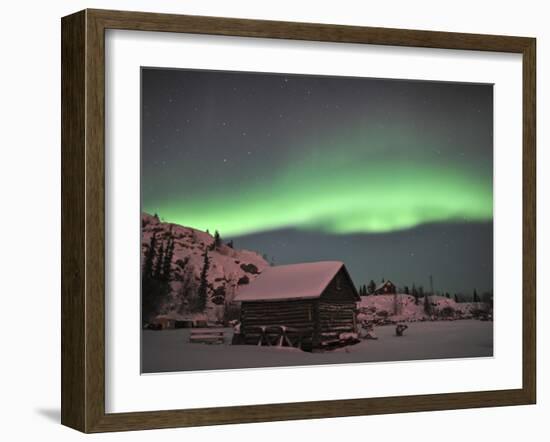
[189,328,225,344]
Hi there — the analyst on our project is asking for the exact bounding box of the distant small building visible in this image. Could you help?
[234,261,359,350]
[150,315,176,329]
[374,280,397,295]
[174,319,194,328]
[149,313,206,329]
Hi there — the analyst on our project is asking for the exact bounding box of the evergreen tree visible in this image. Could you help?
[393,292,400,315]
[473,289,479,303]
[445,292,451,299]
[367,279,376,295]
[175,261,195,314]
[412,284,419,305]
[142,234,157,279]
[142,233,171,323]
[162,238,175,282]
[142,234,158,323]
[454,294,459,303]
[153,241,165,281]
[424,292,432,315]
[213,230,222,249]
[404,285,410,295]
[196,250,210,311]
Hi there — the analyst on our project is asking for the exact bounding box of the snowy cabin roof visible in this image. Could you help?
[375,280,396,291]
[234,261,357,302]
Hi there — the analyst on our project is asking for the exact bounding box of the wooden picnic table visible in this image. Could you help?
[189,327,225,344]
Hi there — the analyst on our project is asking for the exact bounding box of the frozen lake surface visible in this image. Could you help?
[142,319,493,373]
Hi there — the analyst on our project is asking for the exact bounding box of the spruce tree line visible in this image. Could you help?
[142,232,175,323]
[357,277,486,306]
[196,250,210,312]
[143,221,246,319]
[358,280,376,296]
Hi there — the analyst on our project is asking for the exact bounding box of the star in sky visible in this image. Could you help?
[141,67,493,294]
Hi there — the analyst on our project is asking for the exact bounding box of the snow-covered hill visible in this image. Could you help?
[357,294,490,323]
[141,213,269,321]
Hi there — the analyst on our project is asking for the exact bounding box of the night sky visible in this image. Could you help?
[141,68,493,295]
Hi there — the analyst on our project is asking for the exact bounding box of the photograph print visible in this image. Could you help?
[140,67,494,373]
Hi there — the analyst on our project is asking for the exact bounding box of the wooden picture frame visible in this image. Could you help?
[61,9,536,433]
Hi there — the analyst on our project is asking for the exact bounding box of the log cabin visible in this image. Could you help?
[234,261,359,351]
[374,280,397,295]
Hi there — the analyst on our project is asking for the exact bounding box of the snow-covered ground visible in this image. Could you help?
[142,320,493,373]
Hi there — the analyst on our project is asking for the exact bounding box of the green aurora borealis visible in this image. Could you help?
[143,125,492,236]
[142,68,493,293]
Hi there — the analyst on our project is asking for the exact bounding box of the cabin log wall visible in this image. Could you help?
[240,299,316,348]
[316,268,358,346]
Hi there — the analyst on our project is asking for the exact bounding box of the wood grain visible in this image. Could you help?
[61,10,86,431]
[61,9,537,433]
[522,38,537,403]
